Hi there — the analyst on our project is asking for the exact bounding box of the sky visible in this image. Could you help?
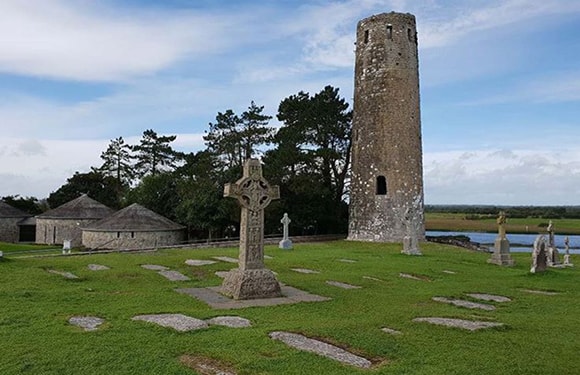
[1,0,580,205]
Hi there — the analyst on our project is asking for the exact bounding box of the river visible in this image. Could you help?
[426,230,580,254]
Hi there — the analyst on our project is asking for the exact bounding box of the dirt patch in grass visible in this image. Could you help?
[180,354,237,375]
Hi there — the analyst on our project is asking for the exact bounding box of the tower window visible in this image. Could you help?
[117,232,120,238]
[386,24,393,40]
[364,30,369,43]
[407,28,413,42]
[376,176,387,195]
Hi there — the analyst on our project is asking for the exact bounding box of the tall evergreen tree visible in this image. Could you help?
[132,129,180,178]
[97,136,134,187]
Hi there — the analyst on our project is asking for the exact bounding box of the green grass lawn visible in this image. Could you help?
[0,242,60,254]
[426,212,580,234]
[1,241,578,374]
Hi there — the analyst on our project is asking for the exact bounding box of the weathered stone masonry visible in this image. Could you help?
[348,12,425,242]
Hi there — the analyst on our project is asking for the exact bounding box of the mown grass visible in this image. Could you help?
[426,212,580,234]
[1,241,579,374]
[0,242,60,254]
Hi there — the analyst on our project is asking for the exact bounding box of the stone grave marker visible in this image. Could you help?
[546,220,561,266]
[563,236,574,267]
[488,211,515,266]
[531,235,548,273]
[69,316,104,331]
[62,240,72,255]
[220,159,282,300]
[278,213,293,250]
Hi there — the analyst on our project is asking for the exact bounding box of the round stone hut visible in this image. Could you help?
[36,194,114,247]
[82,203,186,250]
[0,201,31,243]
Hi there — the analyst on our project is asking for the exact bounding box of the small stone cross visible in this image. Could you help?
[279,213,293,250]
[224,159,280,270]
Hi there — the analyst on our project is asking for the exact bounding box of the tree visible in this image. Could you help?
[1,195,45,215]
[47,171,122,209]
[97,137,134,187]
[204,101,274,171]
[132,129,180,178]
[124,172,180,221]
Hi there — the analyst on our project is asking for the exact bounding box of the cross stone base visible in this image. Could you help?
[488,238,515,266]
[220,268,282,300]
[279,239,293,250]
[401,236,422,255]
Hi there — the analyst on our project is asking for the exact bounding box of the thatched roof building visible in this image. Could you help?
[0,201,31,242]
[36,194,114,247]
[82,203,186,250]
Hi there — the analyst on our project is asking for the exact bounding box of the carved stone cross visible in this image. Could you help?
[221,159,282,299]
[279,213,293,250]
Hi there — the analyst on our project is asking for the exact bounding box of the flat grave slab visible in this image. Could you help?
[413,317,504,331]
[363,276,384,282]
[269,331,372,369]
[212,256,238,264]
[69,316,104,331]
[87,264,110,271]
[176,285,330,310]
[432,297,496,311]
[158,270,191,281]
[132,313,208,332]
[467,293,511,303]
[399,272,431,281]
[442,270,456,274]
[215,271,229,278]
[207,316,251,328]
[264,255,274,259]
[291,268,320,274]
[338,258,357,263]
[185,259,217,266]
[141,264,169,271]
[381,327,402,335]
[326,280,361,289]
[48,269,79,279]
[180,355,237,375]
[520,289,560,296]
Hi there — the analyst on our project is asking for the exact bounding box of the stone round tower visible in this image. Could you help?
[348,12,425,243]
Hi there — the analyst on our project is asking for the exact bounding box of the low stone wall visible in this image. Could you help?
[0,217,21,242]
[82,230,186,250]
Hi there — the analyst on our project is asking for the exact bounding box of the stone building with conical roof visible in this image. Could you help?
[0,201,32,243]
[82,203,186,250]
[36,194,114,247]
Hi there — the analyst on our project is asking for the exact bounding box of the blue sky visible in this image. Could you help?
[1,0,579,205]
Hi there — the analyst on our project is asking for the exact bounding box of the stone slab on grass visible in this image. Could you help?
[399,273,431,281]
[207,316,251,328]
[467,293,511,303]
[180,355,237,375]
[212,256,238,264]
[269,331,372,369]
[432,297,496,311]
[215,271,229,279]
[87,264,110,271]
[141,264,169,271]
[132,314,208,332]
[521,289,560,296]
[413,317,504,331]
[381,327,402,335]
[291,268,320,274]
[185,259,217,266]
[326,280,361,289]
[442,270,456,274]
[338,259,357,263]
[363,276,384,282]
[69,316,104,331]
[264,255,274,260]
[158,270,191,281]
[176,285,330,310]
[48,269,79,279]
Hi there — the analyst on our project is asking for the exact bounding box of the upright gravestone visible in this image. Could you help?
[221,159,282,300]
[488,211,515,266]
[401,196,422,255]
[279,213,293,250]
[531,235,548,273]
[546,220,561,266]
[563,236,573,267]
[62,240,72,255]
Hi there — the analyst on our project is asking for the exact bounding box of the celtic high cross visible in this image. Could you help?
[224,158,280,270]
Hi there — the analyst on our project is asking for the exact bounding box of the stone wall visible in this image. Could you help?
[36,218,97,247]
[82,230,185,250]
[0,218,22,243]
[348,12,425,243]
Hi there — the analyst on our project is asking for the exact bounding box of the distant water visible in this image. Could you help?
[426,230,580,254]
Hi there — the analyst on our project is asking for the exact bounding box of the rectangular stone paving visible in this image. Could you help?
[158,270,191,281]
[176,286,330,310]
[432,297,495,311]
[141,264,169,271]
[291,268,320,274]
[269,331,372,368]
[413,317,504,331]
[212,256,239,264]
[132,314,208,332]
[185,259,217,266]
[326,280,361,289]
[467,293,511,303]
[48,269,79,279]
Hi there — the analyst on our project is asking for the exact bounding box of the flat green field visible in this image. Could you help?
[1,241,578,374]
[426,212,580,234]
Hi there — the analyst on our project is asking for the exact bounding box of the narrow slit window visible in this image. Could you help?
[376,176,387,195]
[117,232,120,238]
[386,24,393,40]
[407,28,413,42]
[364,30,369,43]
[131,232,135,238]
